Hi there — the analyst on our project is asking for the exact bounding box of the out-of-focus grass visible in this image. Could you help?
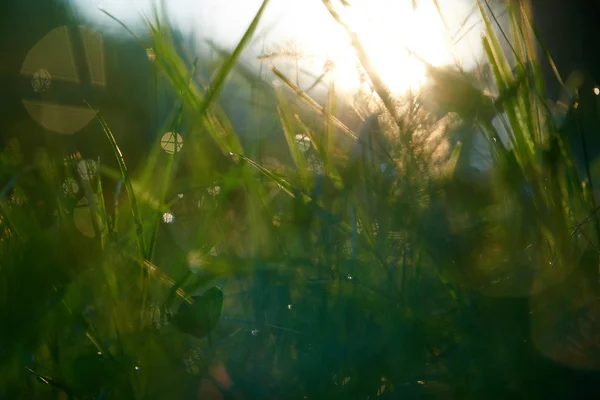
[1,0,600,398]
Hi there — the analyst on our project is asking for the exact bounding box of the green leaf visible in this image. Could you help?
[86,102,147,259]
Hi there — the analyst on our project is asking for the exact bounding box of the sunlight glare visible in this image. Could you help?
[67,0,485,94]
[290,0,461,94]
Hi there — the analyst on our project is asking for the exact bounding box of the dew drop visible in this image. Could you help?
[162,213,175,224]
[146,48,156,61]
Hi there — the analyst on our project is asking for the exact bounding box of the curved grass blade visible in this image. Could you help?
[147,60,198,262]
[271,66,357,139]
[99,8,145,45]
[25,367,76,397]
[232,152,298,199]
[275,89,309,174]
[517,1,564,87]
[196,0,271,116]
[321,0,401,127]
[96,157,109,246]
[233,153,344,227]
[85,102,147,258]
[294,114,343,189]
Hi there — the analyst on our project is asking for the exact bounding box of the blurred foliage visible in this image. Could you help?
[2,0,600,399]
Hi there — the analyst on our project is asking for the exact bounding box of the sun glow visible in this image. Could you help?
[286,0,477,94]
[68,0,485,95]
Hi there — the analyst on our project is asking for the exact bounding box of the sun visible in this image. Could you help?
[289,0,470,94]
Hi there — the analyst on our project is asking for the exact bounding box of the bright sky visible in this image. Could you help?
[68,0,495,94]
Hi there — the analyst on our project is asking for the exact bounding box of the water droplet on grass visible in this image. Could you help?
[146,48,156,61]
[162,213,175,224]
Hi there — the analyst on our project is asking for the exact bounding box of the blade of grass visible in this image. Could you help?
[96,157,108,248]
[517,0,564,88]
[147,60,198,262]
[233,152,346,228]
[196,0,271,116]
[294,114,344,189]
[272,66,357,140]
[232,152,299,199]
[321,0,401,127]
[85,101,147,259]
[275,89,309,175]
[477,0,514,85]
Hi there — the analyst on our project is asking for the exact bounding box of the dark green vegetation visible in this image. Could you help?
[2,0,600,398]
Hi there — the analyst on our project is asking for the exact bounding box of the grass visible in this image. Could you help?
[2,0,600,398]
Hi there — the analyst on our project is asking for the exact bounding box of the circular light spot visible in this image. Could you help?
[31,69,51,93]
[187,250,205,273]
[294,134,311,153]
[10,193,24,206]
[187,247,218,273]
[272,214,282,227]
[77,159,97,181]
[594,87,600,96]
[177,193,184,198]
[21,26,103,134]
[62,178,80,196]
[160,132,183,154]
[372,221,380,236]
[162,212,175,224]
[146,48,156,61]
[207,185,221,196]
[306,154,324,174]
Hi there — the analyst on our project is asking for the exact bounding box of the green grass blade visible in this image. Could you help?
[85,102,147,258]
[321,0,401,127]
[275,89,309,175]
[272,66,357,139]
[196,0,271,116]
[96,157,108,247]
